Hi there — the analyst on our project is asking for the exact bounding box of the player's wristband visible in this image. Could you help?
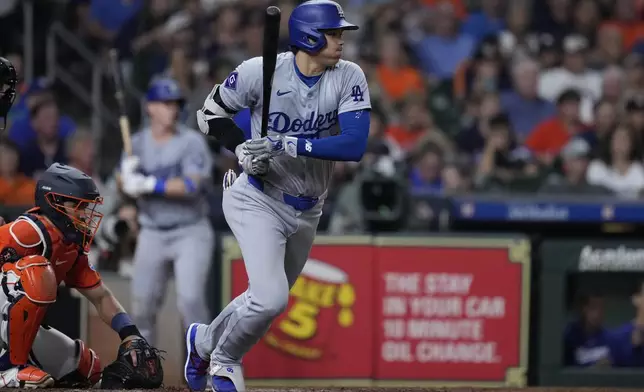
[183,177,197,193]
[111,312,142,340]
[152,178,166,194]
[284,136,299,158]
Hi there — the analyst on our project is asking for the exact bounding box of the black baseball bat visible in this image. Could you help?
[261,6,281,138]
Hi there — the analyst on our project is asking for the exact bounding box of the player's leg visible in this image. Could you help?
[187,291,249,391]
[131,229,171,346]
[172,218,214,330]
[28,325,101,387]
[190,178,293,391]
[0,256,58,388]
[284,208,322,287]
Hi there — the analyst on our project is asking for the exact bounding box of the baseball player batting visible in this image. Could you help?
[118,77,214,346]
[187,1,371,391]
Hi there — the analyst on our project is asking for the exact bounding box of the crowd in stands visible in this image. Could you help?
[2,0,644,234]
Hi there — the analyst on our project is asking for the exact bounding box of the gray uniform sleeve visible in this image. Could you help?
[215,56,263,112]
[338,61,372,114]
[182,131,213,179]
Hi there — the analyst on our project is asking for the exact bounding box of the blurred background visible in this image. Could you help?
[6,0,644,388]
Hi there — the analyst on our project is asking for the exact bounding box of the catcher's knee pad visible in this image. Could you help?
[1,255,57,365]
[56,340,101,387]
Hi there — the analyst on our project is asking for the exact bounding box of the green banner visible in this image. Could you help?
[537,239,644,387]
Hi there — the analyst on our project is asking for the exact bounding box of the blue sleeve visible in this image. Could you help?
[295,110,370,161]
[233,108,252,140]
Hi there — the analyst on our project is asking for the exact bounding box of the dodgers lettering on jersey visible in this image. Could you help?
[128,125,213,229]
[211,52,371,197]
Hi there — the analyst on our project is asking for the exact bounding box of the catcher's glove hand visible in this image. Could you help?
[101,337,164,389]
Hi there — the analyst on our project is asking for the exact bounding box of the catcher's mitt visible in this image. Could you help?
[101,337,164,389]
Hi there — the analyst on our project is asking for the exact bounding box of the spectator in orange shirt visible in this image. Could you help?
[376,32,425,104]
[0,138,36,206]
[601,0,644,50]
[386,97,453,155]
[526,89,588,164]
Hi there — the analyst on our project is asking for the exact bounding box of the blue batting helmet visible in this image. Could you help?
[288,0,358,53]
[146,77,185,106]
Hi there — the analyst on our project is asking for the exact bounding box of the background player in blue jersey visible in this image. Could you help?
[118,77,215,346]
[184,1,371,391]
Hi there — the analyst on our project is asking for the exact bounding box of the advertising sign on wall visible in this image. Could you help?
[220,235,530,387]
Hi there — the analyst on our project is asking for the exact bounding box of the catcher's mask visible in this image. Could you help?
[35,163,104,248]
[0,57,17,131]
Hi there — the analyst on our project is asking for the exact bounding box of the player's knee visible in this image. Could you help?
[56,340,101,387]
[256,291,289,318]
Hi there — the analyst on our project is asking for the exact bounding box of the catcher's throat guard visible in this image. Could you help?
[1,255,57,365]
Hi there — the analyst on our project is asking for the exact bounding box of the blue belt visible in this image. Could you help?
[247,175,319,211]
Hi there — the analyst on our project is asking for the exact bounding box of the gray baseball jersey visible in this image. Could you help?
[204,51,371,197]
[127,124,215,345]
[129,125,213,229]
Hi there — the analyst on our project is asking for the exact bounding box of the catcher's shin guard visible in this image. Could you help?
[1,256,57,365]
[56,339,101,387]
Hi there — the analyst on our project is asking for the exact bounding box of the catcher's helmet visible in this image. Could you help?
[35,163,104,248]
[0,57,17,130]
[146,77,185,107]
[289,0,358,53]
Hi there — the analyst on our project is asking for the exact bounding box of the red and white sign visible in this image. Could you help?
[224,237,527,384]
[374,246,523,381]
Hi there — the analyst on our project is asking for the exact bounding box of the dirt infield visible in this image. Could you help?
[13,388,630,392]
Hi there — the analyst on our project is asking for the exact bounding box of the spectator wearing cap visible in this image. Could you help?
[586,125,644,199]
[10,95,72,178]
[500,58,556,140]
[410,1,475,81]
[453,35,512,100]
[536,33,562,70]
[625,95,644,135]
[0,138,36,206]
[7,83,76,150]
[531,0,571,41]
[498,2,541,63]
[408,142,445,195]
[456,92,502,155]
[473,113,535,188]
[376,32,426,104]
[539,138,612,195]
[526,89,588,164]
[538,35,602,123]
[461,0,505,44]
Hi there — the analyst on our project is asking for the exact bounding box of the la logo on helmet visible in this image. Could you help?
[335,3,344,18]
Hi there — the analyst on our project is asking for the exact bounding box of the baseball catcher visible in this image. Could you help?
[0,162,163,388]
